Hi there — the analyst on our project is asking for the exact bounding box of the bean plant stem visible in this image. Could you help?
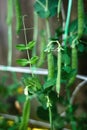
[57,0,62,18]
[36,0,45,10]
[48,106,53,130]
[22,16,34,76]
[64,0,72,46]
[22,16,30,61]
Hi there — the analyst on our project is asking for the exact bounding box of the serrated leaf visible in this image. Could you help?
[29,56,39,64]
[16,59,29,66]
[26,41,36,49]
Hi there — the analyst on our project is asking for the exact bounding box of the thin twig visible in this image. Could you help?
[70,80,87,104]
[61,80,87,117]
[22,15,30,61]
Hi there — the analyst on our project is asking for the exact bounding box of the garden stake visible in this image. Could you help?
[8,25,12,66]
[6,0,13,66]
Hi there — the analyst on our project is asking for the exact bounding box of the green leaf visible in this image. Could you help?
[34,0,58,18]
[16,41,35,51]
[16,44,26,51]
[17,94,26,103]
[63,66,71,73]
[29,56,39,64]
[77,43,85,52]
[23,75,42,94]
[26,41,36,49]
[43,78,56,89]
[16,59,29,66]
[62,53,70,65]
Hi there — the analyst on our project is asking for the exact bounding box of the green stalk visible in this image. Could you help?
[46,19,54,80]
[19,96,30,130]
[32,12,38,57]
[8,25,12,66]
[6,0,13,25]
[57,0,62,18]
[49,106,53,130]
[64,0,72,46]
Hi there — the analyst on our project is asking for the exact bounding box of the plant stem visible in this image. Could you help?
[36,0,46,10]
[32,12,38,57]
[64,0,72,46]
[8,25,12,66]
[48,106,53,130]
[57,0,62,18]
[22,16,30,61]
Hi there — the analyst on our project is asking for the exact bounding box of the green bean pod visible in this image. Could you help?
[47,52,54,80]
[37,32,46,67]
[78,0,84,38]
[14,0,22,34]
[67,46,78,87]
[19,97,30,130]
[56,49,61,96]
[46,19,55,80]
[6,0,13,25]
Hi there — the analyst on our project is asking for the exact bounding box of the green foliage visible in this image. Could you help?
[34,0,58,18]
[16,56,38,66]
[43,78,56,90]
[16,41,36,51]
[4,0,87,129]
[23,75,42,95]
[16,59,29,66]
